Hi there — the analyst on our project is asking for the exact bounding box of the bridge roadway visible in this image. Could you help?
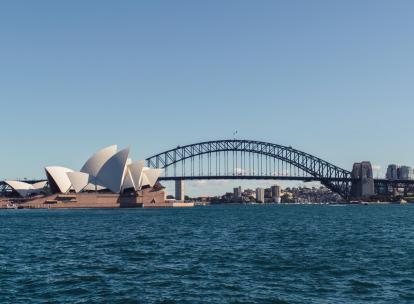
[159,176,414,184]
[2,178,413,183]
[158,175,353,182]
[2,178,414,186]
[3,177,414,183]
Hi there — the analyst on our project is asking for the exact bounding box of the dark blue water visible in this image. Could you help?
[1,205,414,303]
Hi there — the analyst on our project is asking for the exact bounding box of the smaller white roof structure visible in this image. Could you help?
[4,180,36,197]
[121,170,135,191]
[66,172,107,193]
[141,168,163,188]
[140,173,151,188]
[45,166,74,193]
[67,172,90,193]
[127,160,146,190]
[120,161,163,191]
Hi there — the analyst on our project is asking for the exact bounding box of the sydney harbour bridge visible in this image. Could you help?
[146,139,414,200]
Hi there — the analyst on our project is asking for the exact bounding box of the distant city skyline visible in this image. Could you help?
[1,1,414,196]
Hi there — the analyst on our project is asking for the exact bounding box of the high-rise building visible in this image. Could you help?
[386,164,399,180]
[271,185,281,203]
[398,166,412,180]
[264,188,272,198]
[385,164,412,180]
[256,188,265,203]
[233,186,242,199]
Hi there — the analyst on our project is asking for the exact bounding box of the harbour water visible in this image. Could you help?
[1,205,413,303]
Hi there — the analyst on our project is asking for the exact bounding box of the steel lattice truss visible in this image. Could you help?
[146,139,352,198]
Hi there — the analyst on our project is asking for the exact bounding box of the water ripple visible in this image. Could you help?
[1,205,414,303]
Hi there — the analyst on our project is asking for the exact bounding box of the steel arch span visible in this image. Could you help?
[146,139,352,198]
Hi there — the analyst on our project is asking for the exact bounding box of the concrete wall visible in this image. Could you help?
[14,188,166,209]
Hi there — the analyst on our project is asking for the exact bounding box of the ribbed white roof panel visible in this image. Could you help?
[80,145,117,177]
[122,170,135,190]
[67,171,90,193]
[96,147,130,193]
[45,166,74,193]
[4,180,34,197]
[140,173,150,188]
[142,168,163,188]
[128,160,145,190]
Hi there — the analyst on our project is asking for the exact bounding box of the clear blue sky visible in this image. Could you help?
[1,1,413,195]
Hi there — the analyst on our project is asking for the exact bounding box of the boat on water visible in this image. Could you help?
[391,198,408,204]
[5,202,18,209]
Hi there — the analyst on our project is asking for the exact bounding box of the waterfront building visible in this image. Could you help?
[398,166,412,180]
[243,189,256,199]
[0,145,174,209]
[233,186,242,199]
[386,164,399,180]
[256,188,265,203]
[385,164,413,180]
[271,185,281,203]
[44,145,162,195]
[3,145,163,199]
[264,188,272,199]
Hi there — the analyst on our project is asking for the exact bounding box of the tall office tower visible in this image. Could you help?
[271,185,281,203]
[386,164,399,180]
[233,186,242,199]
[398,166,412,180]
[256,188,265,203]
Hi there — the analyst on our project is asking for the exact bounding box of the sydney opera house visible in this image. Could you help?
[0,145,177,208]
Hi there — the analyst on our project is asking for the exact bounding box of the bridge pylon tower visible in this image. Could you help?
[175,179,185,201]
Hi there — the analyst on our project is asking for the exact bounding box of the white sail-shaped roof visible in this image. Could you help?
[140,173,150,188]
[141,168,163,188]
[45,166,74,193]
[80,145,117,177]
[96,147,130,193]
[122,170,135,190]
[128,160,146,190]
[67,172,90,193]
[4,180,35,197]
[120,158,133,191]
[32,181,47,190]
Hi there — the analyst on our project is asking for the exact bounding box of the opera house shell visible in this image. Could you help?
[3,180,47,198]
[3,145,166,208]
[42,145,162,195]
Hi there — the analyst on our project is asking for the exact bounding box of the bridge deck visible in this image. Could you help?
[158,176,354,182]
